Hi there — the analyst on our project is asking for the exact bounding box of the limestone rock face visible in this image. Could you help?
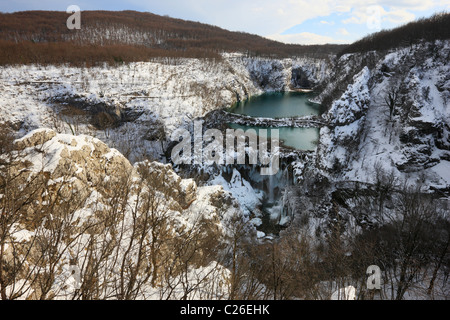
[315,41,450,191]
[14,128,57,151]
[14,129,134,200]
[135,160,198,211]
[179,178,198,208]
[11,129,240,225]
[291,67,312,88]
[2,129,241,300]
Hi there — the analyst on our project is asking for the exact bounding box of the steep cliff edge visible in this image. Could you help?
[0,128,245,299]
[0,55,330,163]
[315,40,450,193]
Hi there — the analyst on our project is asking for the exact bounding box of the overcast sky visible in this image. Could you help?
[1,0,449,44]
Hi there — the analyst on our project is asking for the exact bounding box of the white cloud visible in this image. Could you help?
[4,0,449,44]
[140,0,448,44]
[384,9,416,24]
[135,0,337,36]
[334,5,352,12]
[336,27,350,35]
[251,7,264,13]
[342,5,416,26]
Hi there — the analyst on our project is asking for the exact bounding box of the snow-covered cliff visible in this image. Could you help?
[315,40,450,192]
[1,128,245,299]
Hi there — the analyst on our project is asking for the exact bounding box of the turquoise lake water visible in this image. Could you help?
[228,92,323,150]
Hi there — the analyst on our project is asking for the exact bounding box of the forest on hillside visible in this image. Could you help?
[338,12,450,56]
[0,10,345,65]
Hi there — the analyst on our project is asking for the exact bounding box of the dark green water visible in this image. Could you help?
[228,123,319,150]
[229,91,324,118]
[228,92,323,151]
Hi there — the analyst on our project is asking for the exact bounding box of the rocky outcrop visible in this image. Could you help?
[317,67,371,172]
[51,95,144,130]
[1,129,243,299]
[291,67,312,89]
[14,128,133,195]
[12,128,242,217]
[15,128,57,151]
[314,40,450,190]
[136,160,198,210]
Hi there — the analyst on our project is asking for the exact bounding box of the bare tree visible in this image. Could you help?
[384,86,400,120]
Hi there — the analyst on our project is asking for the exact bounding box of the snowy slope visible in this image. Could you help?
[316,40,450,191]
[0,55,329,164]
[2,128,246,299]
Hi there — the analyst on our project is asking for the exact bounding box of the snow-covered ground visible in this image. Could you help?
[0,54,329,216]
[1,40,449,300]
[3,128,242,300]
[316,40,450,191]
[0,55,328,136]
